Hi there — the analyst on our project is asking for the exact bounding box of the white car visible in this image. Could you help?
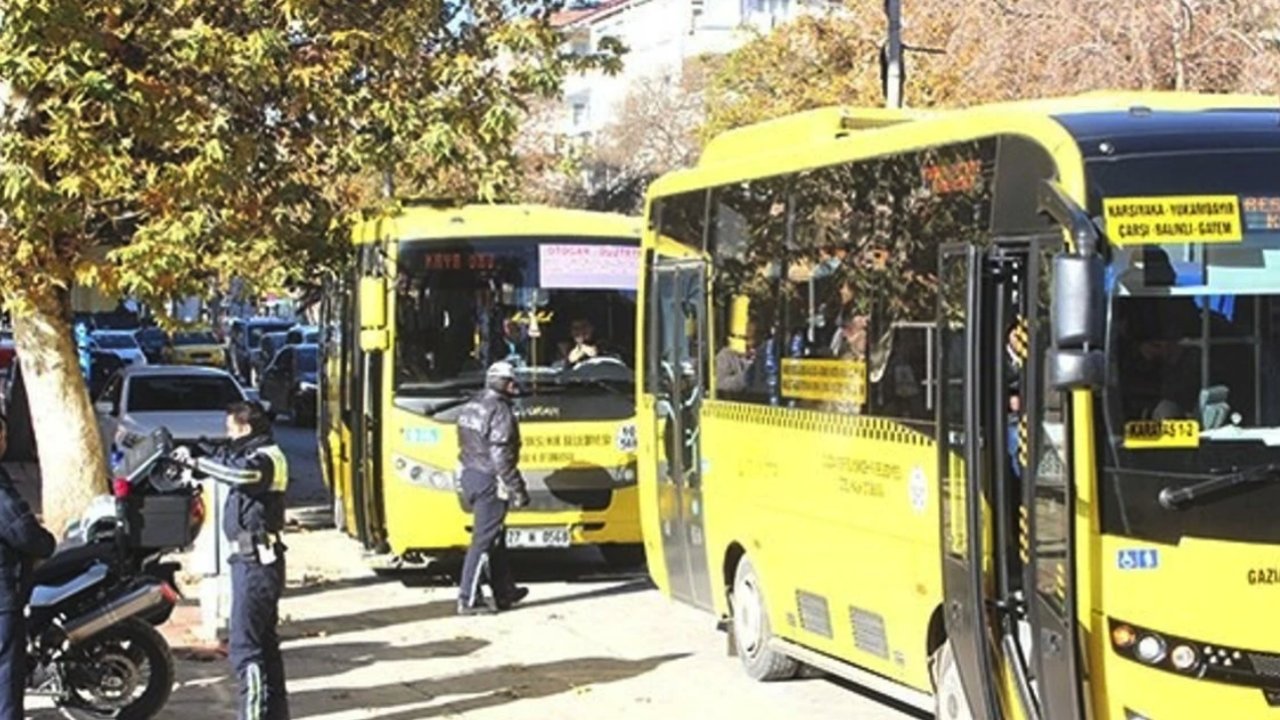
[93,366,260,455]
[90,330,149,367]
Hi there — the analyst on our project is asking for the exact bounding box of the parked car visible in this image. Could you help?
[260,343,318,426]
[252,331,290,387]
[0,329,15,378]
[90,330,148,367]
[134,326,170,364]
[226,317,294,385]
[285,325,320,345]
[162,330,227,368]
[92,366,257,456]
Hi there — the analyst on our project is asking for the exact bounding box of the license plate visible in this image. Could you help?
[505,526,571,549]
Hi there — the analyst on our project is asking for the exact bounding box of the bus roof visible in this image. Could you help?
[652,91,1279,199]
[352,203,642,245]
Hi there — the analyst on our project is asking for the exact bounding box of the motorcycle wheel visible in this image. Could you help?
[59,618,175,720]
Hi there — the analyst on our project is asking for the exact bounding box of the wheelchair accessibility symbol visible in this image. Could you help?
[1117,548,1160,571]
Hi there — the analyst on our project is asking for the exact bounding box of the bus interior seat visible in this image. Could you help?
[1199,385,1230,429]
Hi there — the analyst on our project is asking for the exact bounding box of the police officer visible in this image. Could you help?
[456,361,531,615]
[0,413,56,719]
[178,402,290,720]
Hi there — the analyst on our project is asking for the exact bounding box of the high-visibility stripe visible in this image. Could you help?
[256,445,290,494]
[246,663,263,720]
[464,552,490,607]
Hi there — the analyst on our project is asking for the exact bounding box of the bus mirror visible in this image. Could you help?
[1051,253,1104,348]
[1048,348,1104,390]
[359,277,387,330]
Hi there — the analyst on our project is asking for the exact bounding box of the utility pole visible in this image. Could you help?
[883,0,904,109]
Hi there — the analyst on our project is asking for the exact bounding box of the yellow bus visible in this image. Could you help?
[636,92,1280,720]
[319,203,647,568]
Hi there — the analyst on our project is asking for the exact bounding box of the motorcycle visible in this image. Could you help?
[64,427,207,625]
[27,427,204,718]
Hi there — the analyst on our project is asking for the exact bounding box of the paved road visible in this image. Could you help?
[274,422,328,507]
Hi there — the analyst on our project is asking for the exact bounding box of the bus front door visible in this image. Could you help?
[938,240,1084,720]
[938,244,1003,720]
[650,259,713,609]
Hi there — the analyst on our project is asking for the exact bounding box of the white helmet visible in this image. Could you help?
[486,361,518,393]
[487,361,516,381]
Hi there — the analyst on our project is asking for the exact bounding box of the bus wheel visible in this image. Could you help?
[730,556,799,681]
[932,640,974,720]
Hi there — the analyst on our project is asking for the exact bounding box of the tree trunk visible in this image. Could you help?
[11,290,108,532]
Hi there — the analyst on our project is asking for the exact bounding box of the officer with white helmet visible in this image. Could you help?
[455,361,531,614]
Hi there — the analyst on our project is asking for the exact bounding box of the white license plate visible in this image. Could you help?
[506,526,571,549]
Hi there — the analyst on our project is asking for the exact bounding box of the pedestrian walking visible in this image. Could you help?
[177,402,290,720]
[456,361,530,615]
[0,414,56,720]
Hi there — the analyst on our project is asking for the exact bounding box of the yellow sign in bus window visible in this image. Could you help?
[780,358,867,404]
[1103,195,1242,246]
[1123,419,1201,449]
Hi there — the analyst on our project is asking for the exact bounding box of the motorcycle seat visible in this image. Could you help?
[32,542,116,587]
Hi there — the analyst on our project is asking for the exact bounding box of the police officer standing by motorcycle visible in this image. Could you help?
[176,402,290,720]
[0,413,56,719]
[456,361,531,615]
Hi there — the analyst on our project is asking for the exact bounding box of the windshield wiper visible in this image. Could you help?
[1157,463,1280,509]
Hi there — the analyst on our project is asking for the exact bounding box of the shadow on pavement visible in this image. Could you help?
[394,548,649,588]
[286,653,691,720]
[513,577,654,611]
[285,573,395,599]
[284,636,490,682]
[280,599,458,641]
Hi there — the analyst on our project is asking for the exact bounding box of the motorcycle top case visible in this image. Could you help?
[125,494,199,550]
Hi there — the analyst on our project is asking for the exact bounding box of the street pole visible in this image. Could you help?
[382,168,395,199]
[884,0,903,109]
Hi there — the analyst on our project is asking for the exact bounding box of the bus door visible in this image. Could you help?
[938,240,1084,720]
[650,258,713,609]
[354,246,388,552]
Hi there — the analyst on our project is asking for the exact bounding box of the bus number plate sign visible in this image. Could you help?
[506,526,571,549]
[1123,420,1200,450]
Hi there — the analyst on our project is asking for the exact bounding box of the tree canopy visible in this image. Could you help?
[1,0,622,315]
[703,0,1280,139]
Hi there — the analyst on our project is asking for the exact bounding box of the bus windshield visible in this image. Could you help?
[1095,149,1280,544]
[393,237,639,405]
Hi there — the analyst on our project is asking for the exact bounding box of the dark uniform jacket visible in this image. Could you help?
[457,388,525,494]
[193,434,290,544]
[0,467,56,612]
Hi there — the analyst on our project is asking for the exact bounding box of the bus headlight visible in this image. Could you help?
[1170,644,1198,672]
[1136,635,1167,665]
[392,454,453,492]
[429,470,453,491]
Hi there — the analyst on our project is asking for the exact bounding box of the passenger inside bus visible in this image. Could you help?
[493,317,528,367]
[715,319,758,396]
[1115,298,1202,422]
[563,318,601,367]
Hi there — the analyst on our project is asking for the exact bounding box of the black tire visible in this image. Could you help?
[61,617,175,720]
[730,555,799,681]
[932,639,974,720]
[599,543,646,569]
